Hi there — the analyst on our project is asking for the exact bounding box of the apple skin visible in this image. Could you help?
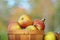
[8,21,21,31]
[18,15,33,28]
[26,25,36,31]
[33,19,45,30]
[44,32,56,40]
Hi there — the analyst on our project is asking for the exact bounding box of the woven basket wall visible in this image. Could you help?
[8,30,44,40]
[56,33,60,40]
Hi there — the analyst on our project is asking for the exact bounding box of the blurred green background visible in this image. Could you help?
[0,0,60,40]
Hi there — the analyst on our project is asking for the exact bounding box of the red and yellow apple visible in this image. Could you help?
[33,19,45,30]
[18,15,33,28]
[8,21,21,31]
[26,25,36,31]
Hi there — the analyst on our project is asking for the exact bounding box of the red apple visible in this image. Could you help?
[18,15,33,28]
[8,21,21,31]
[33,19,45,30]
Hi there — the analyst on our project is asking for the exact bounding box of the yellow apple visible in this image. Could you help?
[18,14,33,28]
[8,21,21,31]
[26,25,36,31]
[44,32,56,40]
[36,25,42,30]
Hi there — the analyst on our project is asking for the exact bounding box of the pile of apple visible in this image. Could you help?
[8,14,45,31]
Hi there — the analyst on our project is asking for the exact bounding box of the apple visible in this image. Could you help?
[26,25,36,31]
[8,21,21,31]
[33,19,45,30]
[18,14,33,28]
[44,32,56,40]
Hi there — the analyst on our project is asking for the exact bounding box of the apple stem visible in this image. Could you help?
[42,18,46,22]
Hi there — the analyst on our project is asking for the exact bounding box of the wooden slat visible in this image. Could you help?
[15,34,20,40]
[8,35,15,40]
[30,34,43,40]
[8,30,44,40]
[20,35,29,40]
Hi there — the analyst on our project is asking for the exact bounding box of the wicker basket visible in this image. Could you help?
[8,30,44,40]
[56,33,60,40]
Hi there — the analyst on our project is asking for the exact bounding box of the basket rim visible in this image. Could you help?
[8,30,44,35]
